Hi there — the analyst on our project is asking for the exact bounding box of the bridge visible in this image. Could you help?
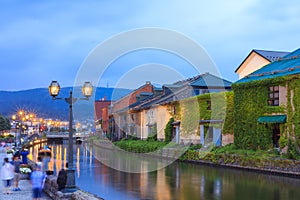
[46,132,90,143]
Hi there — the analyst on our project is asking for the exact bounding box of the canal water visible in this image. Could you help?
[28,143,300,200]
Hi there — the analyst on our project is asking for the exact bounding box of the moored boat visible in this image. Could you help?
[38,148,52,158]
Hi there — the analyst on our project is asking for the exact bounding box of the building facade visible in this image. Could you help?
[94,98,112,134]
[109,81,155,140]
[131,73,233,145]
[235,49,290,79]
[233,48,300,151]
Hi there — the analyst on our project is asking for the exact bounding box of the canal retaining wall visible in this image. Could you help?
[185,158,300,179]
[27,159,104,200]
[43,175,104,200]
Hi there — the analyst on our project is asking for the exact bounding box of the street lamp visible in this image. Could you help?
[13,110,25,148]
[12,115,17,147]
[18,110,23,117]
[48,80,93,192]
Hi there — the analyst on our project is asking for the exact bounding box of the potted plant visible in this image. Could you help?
[6,149,14,154]
[19,164,32,179]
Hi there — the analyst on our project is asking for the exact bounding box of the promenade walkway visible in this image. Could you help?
[0,148,51,200]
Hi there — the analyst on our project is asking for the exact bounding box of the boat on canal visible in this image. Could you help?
[38,148,52,158]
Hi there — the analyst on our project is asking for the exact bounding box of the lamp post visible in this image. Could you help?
[12,110,25,148]
[48,80,93,192]
[11,115,17,147]
[18,111,25,143]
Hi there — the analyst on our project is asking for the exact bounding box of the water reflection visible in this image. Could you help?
[92,143,175,173]
[29,143,300,200]
[29,142,78,176]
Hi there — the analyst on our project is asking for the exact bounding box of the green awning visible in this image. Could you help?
[257,115,287,123]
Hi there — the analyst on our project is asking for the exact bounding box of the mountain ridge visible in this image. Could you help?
[0,87,131,120]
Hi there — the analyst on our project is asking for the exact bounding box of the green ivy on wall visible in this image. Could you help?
[169,91,234,137]
[164,117,174,142]
[287,77,300,147]
[232,74,300,150]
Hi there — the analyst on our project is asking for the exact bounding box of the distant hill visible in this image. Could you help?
[0,87,131,120]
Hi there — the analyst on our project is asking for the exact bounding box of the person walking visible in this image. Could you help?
[30,165,46,200]
[13,148,21,159]
[20,148,29,164]
[36,156,43,171]
[12,155,22,191]
[6,150,13,163]
[1,157,15,194]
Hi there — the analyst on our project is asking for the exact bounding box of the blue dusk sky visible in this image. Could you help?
[0,0,299,91]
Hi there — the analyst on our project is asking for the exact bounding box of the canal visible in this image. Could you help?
[28,143,300,200]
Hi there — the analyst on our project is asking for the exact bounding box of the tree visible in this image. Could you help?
[0,115,5,133]
[0,115,11,133]
[5,118,11,130]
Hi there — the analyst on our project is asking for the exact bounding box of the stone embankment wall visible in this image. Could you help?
[43,175,103,200]
[28,159,103,200]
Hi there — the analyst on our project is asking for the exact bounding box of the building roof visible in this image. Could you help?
[172,72,231,87]
[131,73,231,111]
[189,73,232,88]
[235,48,300,84]
[235,49,290,73]
[139,92,153,96]
[254,49,290,62]
[112,81,152,105]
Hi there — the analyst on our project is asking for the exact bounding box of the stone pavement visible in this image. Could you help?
[0,147,51,200]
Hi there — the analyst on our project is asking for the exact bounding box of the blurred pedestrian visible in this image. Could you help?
[6,150,14,163]
[14,149,21,159]
[21,148,29,164]
[36,156,43,171]
[1,157,15,194]
[12,155,22,191]
[30,165,46,200]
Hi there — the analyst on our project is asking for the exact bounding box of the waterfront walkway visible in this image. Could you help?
[0,147,51,200]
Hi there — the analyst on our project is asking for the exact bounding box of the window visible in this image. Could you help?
[173,105,177,115]
[131,114,134,121]
[268,86,279,106]
[202,89,209,94]
[193,89,200,95]
[130,126,135,135]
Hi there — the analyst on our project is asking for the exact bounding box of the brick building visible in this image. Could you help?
[94,97,111,133]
